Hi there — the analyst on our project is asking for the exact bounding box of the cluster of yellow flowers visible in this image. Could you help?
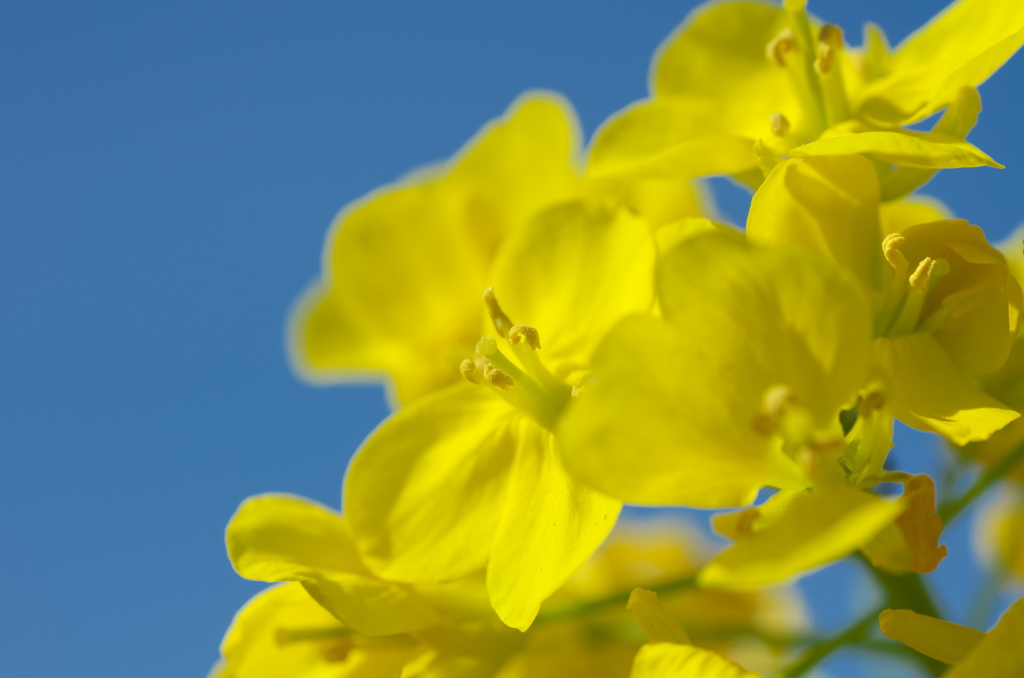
[209,1,1024,676]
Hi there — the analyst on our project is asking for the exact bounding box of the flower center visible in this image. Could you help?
[459,287,572,429]
[766,8,850,141]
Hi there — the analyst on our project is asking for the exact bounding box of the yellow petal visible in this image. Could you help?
[946,599,1024,678]
[588,100,757,179]
[345,385,518,583]
[894,219,1023,376]
[879,608,985,665]
[489,200,656,368]
[629,643,760,678]
[561,233,874,507]
[292,93,581,405]
[748,156,885,293]
[879,87,982,201]
[857,0,1024,124]
[559,315,808,508]
[653,1,799,138]
[593,176,709,231]
[226,495,439,636]
[657,235,873,431]
[712,489,804,542]
[862,475,948,574]
[879,197,951,236]
[790,129,1002,169]
[875,333,1019,445]
[487,421,620,631]
[699,485,904,589]
[220,583,418,678]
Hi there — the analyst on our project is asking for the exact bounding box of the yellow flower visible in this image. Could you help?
[748,155,1022,446]
[558,229,872,508]
[343,197,665,630]
[291,92,705,406]
[879,599,1024,677]
[216,504,804,678]
[220,494,525,677]
[212,583,421,678]
[961,226,1024,482]
[588,0,1023,195]
[558,224,949,588]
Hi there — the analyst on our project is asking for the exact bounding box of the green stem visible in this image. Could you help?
[777,607,879,678]
[534,575,695,626]
[857,553,940,618]
[939,441,1024,525]
[855,553,945,676]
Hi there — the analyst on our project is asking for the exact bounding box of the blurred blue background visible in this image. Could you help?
[2,1,1021,676]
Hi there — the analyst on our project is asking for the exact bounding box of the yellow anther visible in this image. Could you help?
[860,389,886,414]
[763,384,795,417]
[767,28,798,67]
[752,384,796,435]
[509,325,541,350]
[484,364,514,391]
[476,336,499,357]
[908,257,949,294]
[882,233,909,277]
[320,638,355,663]
[460,359,480,385]
[483,287,514,338]
[814,24,843,74]
[769,112,790,137]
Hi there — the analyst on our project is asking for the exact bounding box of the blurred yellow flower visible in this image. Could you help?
[588,0,1024,194]
[291,93,705,407]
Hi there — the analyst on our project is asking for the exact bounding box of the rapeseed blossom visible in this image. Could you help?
[589,0,1024,195]
[209,0,1024,675]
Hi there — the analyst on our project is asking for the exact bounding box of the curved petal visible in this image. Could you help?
[292,93,581,404]
[896,219,1022,376]
[879,608,985,665]
[748,156,885,293]
[698,485,905,589]
[345,385,519,583]
[790,130,1001,169]
[221,584,420,678]
[946,599,1024,678]
[486,422,621,631]
[489,200,657,368]
[862,475,948,574]
[227,494,368,579]
[857,0,1024,124]
[657,234,874,430]
[879,197,951,236]
[629,643,759,678]
[226,495,438,636]
[653,1,801,137]
[559,315,809,508]
[221,584,391,678]
[876,333,1019,445]
[588,100,757,179]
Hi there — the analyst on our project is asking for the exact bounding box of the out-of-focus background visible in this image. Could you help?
[3,1,1022,676]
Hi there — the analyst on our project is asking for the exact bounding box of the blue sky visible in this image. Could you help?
[3,1,1023,676]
